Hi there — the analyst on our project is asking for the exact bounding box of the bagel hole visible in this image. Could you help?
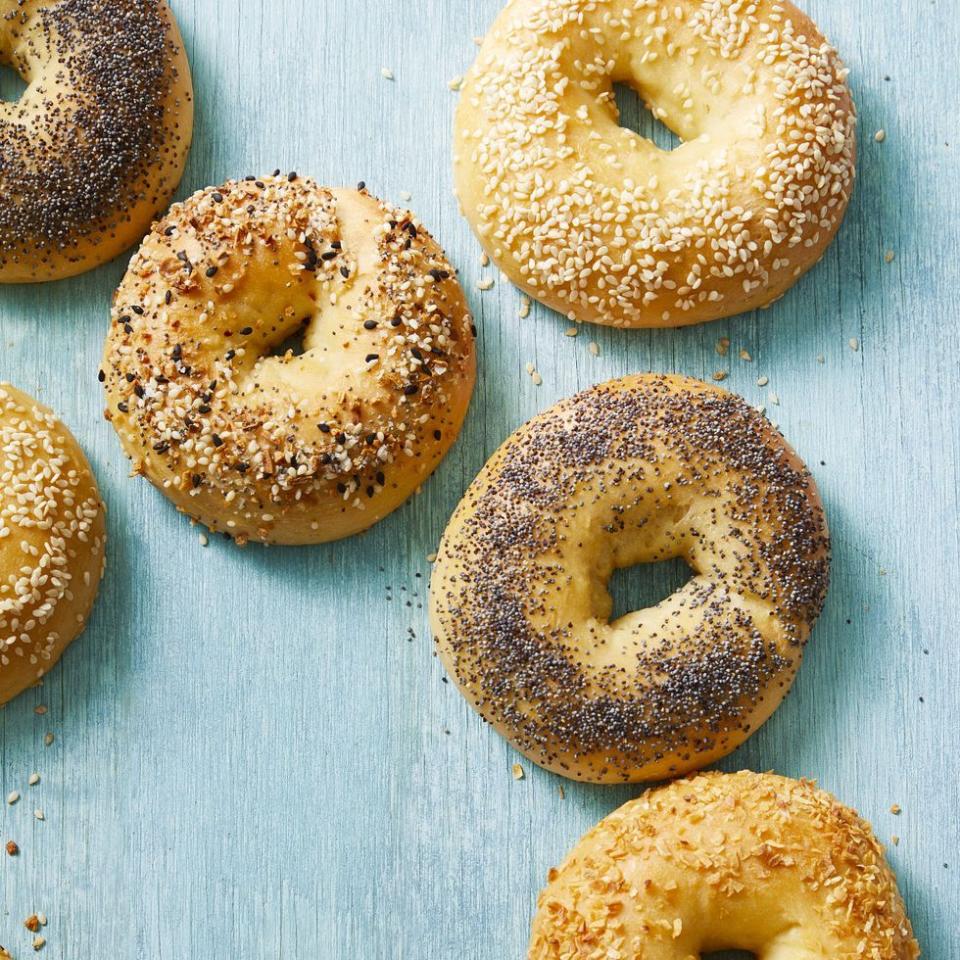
[613,83,682,151]
[702,953,757,960]
[0,62,27,102]
[607,556,692,622]
[265,317,310,359]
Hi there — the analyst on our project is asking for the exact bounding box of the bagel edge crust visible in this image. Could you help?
[0,0,194,282]
[429,374,829,783]
[529,771,919,959]
[101,175,477,546]
[454,0,857,328]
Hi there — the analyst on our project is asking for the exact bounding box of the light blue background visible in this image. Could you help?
[0,0,957,956]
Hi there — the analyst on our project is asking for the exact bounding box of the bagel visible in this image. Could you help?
[454,0,856,328]
[429,374,829,782]
[0,0,193,283]
[0,384,106,705]
[101,175,477,546]
[529,771,919,959]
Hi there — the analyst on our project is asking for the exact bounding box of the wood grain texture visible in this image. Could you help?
[0,0,958,956]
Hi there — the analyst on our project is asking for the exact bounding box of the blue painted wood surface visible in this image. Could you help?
[0,0,958,956]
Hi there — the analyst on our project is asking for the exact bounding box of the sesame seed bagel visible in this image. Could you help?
[530,770,919,959]
[454,0,856,328]
[429,374,829,782]
[101,175,477,546]
[0,384,106,705]
[0,0,193,283]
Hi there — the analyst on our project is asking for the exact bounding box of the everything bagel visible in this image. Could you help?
[101,175,477,546]
[530,771,918,959]
[0,0,193,282]
[430,374,829,782]
[454,0,856,328]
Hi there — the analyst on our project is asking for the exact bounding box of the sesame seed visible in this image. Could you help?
[380,67,394,81]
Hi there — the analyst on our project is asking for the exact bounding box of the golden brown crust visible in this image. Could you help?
[429,375,829,782]
[530,771,919,959]
[0,0,194,282]
[102,176,477,545]
[454,0,856,328]
[0,383,106,705]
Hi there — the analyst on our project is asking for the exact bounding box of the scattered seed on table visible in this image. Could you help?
[5,841,18,856]
[757,375,769,387]
[33,809,44,822]
[380,67,394,81]
[739,348,752,361]
[715,337,730,356]
[874,129,886,142]
[511,763,524,780]
[849,337,859,351]
[588,341,600,356]
[891,804,902,815]
[28,774,39,787]
[476,278,494,291]
[518,297,531,319]
[564,326,578,337]
[448,76,463,92]
[7,791,19,806]
[712,371,728,382]
[884,250,896,263]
